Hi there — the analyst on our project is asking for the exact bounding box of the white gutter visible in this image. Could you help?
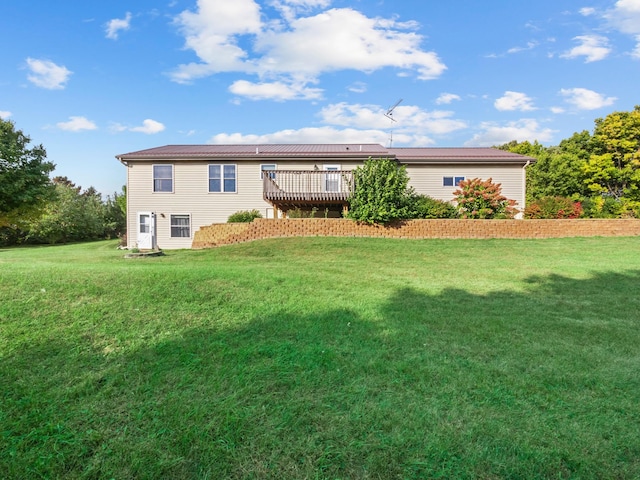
[521,160,531,218]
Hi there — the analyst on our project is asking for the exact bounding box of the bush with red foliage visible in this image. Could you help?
[525,196,583,219]
[453,178,518,219]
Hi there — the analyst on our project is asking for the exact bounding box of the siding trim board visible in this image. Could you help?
[117,144,535,249]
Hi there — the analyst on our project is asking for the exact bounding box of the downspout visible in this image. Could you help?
[521,160,531,219]
[116,155,131,246]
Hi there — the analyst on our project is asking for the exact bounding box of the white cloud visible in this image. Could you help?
[494,91,536,111]
[604,0,640,35]
[465,119,556,147]
[209,126,437,147]
[209,126,388,145]
[130,119,166,134]
[550,106,565,114]
[435,93,461,105]
[507,41,539,54]
[105,12,132,40]
[109,123,128,133]
[206,100,469,146]
[229,79,323,100]
[600,1,640,57]
[633,35,640,58]
[348,82,367,93]
[111,119,165,134]
[56,116,98,132]
[560,87,617,109]
[580,7,596,16]
[0,111,11,119]
[271,0,332,22]
[561,35,611,62]
[25,58,72,90]
[254,9,445,79]
[318,102,467,135]
[171,0,263,83]
[170,1,446,98]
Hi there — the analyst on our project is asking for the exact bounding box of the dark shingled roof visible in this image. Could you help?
[117,144,535,165]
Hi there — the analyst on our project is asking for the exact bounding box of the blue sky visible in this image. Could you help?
[1,0,639,196]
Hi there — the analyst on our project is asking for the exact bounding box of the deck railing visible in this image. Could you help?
[263,170,354,204]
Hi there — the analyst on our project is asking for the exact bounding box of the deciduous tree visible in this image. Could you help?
[0,119,55,226]
[584,106,640,199]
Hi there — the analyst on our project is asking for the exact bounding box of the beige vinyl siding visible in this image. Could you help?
[126,159,365,249]
[126,158,528,249]
[405,164,526,213]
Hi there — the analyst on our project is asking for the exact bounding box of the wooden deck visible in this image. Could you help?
[263,170,354,209]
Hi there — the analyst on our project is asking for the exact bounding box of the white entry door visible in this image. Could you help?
[323,164,341,192]
[137,212,156,249]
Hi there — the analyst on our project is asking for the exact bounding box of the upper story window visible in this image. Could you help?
[443,176,465,187]
[209,164,236,193]
[261,164,277,180]
[153,165,173,192]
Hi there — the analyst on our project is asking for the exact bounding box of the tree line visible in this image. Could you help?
[0,119,125,246]
[499,105,640,218]
[2,106,639,244]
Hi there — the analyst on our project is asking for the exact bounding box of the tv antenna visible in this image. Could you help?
[384,98,403,122]
[384,98,403,147]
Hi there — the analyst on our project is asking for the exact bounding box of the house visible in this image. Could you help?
[116,144,534,249]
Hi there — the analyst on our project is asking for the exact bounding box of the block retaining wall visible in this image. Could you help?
[191,218,640,248]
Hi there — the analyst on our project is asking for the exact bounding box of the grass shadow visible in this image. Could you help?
[2,270,640,479]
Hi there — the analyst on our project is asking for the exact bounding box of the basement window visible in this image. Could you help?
[170,214,191,238]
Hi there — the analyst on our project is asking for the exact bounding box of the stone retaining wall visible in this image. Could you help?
[191,218,640,248]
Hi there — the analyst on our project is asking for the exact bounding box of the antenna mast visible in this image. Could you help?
[384,99,403,148]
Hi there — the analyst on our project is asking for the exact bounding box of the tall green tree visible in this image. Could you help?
[27,179,106,244]
[0,119,55,226]
[583,106,640,199]
[498,140,587,202]
[103,186,127,239]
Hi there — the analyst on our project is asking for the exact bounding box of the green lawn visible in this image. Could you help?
[1,237,639,479]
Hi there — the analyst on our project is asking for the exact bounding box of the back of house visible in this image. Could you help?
[116,143,534,249]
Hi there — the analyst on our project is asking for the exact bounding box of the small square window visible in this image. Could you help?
[455,176,465,186]
[170,214,190,238]
[443,176,454,187]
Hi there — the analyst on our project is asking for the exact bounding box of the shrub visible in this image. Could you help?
[287,207,318,218]
[348,157,414,224]
[454,178,518,219]
[580,196,640,218]
[525,196,583,219]
[227,209,263,223]
[410,194,459,219]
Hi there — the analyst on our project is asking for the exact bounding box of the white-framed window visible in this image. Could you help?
[323,164,341,192]
[153,165,173,192]
[443,176,465,187]
[261,164,277,180]
[209,164,236,193]
[170,214,191,238]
